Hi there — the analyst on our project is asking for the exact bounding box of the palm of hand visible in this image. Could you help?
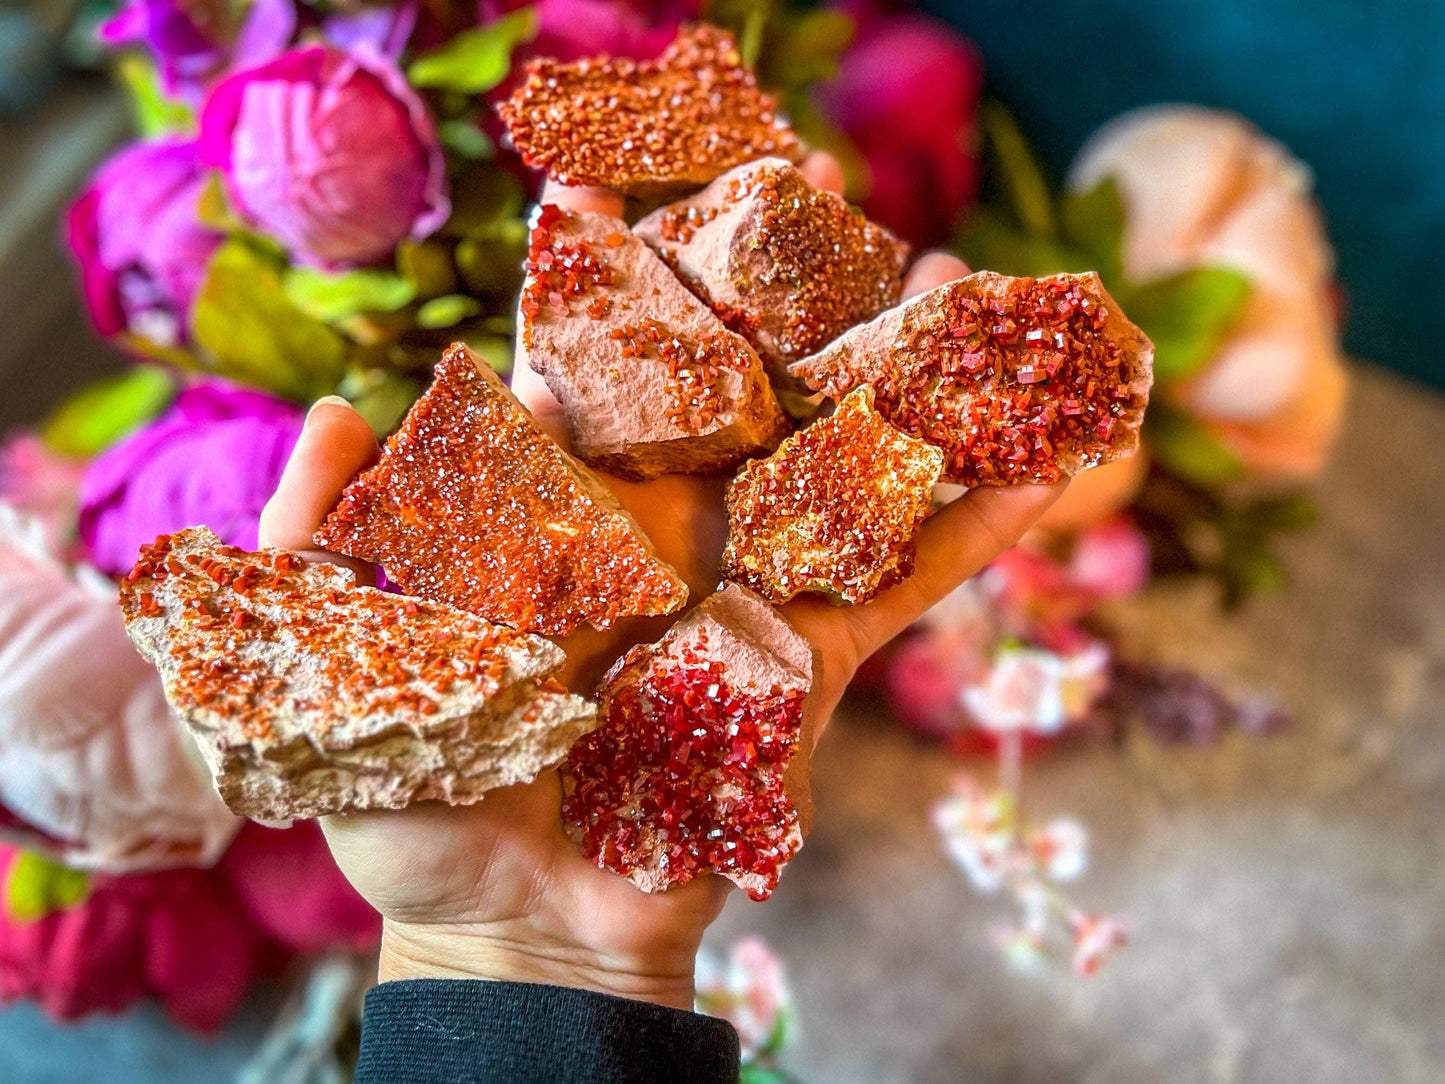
[257,166,1064,1008]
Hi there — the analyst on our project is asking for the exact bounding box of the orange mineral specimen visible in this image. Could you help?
[722,387,943,605]
[497,25,802,196]
[315,344,688,636]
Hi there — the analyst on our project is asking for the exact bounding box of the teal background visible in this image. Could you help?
[927,0,1445,388]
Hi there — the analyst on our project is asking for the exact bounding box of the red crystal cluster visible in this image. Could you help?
[521,204,614,345]
[795,275,1149,486]
[562,628,806,900]
[120,533,529,741]
[607,317,754,434]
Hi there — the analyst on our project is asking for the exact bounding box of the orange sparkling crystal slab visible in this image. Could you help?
[497,25,801,195]
[722,387,943,605]
[315,344,688,636]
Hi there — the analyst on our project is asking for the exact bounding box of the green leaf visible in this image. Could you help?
[465,334,515,375]
[1246,493,1317,532]
[115,54,193,137]
[4,851,91,923]
[439,119,495,159]
[765,9,855,89]
[443,164,527,240]
[705,0,773,69]
[397,241,459,298]
[338,368,424,437]
[408,8,538,93]
[417,294,483,329]
[1120,268,1251,384]
[1146,408,1244,487]
[953,208,1083,279]
[191,241,348,401]
[1059,178,1124,282]
[981,101,1058,241]
[284,268,417,323]
[41,367,176,457]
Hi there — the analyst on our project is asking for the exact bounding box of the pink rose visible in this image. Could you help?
[198,44,449,268]
[818,1,983,248]
[481,0,695,64]
[65,138,222,346]
[77,380,304,578]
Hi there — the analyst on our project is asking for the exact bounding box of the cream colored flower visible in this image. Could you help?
[0,505,236,871]
[1069,105,1347,479]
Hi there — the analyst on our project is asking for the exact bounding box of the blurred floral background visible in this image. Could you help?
[0,0,1440,1081]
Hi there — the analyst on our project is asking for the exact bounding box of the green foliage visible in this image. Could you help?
[4,851,90,923]
[191,241,348,401]
[1145,408,1244,487]
[41,366,176,457]
[284,268,417,324]
[438,119,496,159]
[115,54,192,137]
[338,368,424,438]
[408,8,538,93]
[1123,268,1253,384]
[417,294,483,329]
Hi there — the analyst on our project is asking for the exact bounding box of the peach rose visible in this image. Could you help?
[1068,106,1347,480]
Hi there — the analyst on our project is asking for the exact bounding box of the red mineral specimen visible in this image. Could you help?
[520,206,790,479]
[497,25,802,196]
[119,527,595,821]
[314,344,688,636]
[722,387,943,605]
[635,159,909,373]
[561,585,820,900]
[789,272,1154,486]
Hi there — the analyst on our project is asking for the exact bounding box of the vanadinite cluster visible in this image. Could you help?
[561,586,818,900]
[790,271,1153,486]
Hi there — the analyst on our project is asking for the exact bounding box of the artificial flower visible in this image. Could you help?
[695,936,792,1061]
[98,0,228,96]
[1068,106,1347,479]
[818,0,983,248]
[1067,911,1127,976]
[0,823,379,1032]
[65,138,222,347]
[77,380,304,578]
[482,0,694,64]
[961,641,1109,736]
[0,507,238,872]
[1027,817,1088,884]
[930,778,1014,893]
[0,435,87,560]
[198,44,450,268]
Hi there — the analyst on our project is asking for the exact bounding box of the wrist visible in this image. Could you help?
[378,919,699,1011]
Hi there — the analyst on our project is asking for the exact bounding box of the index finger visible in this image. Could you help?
[258,397,381,580]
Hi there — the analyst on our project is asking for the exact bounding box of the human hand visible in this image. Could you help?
[257,152,1066,1010]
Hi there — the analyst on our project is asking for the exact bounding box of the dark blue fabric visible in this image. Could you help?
[926,0,1445,387]
[354,979,741,1084]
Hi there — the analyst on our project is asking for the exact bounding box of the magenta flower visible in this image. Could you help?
[65,138,222,346]
[198,44,449,268]
[77,381,304,577]
[481,0,695,64]
[0,823,379,1031]
[98,0,227,96]
[819,1,983,249]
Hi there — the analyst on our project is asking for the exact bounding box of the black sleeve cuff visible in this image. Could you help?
[355,978,741,1084]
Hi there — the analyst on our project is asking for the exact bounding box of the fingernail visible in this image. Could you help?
[305,395,351,423]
